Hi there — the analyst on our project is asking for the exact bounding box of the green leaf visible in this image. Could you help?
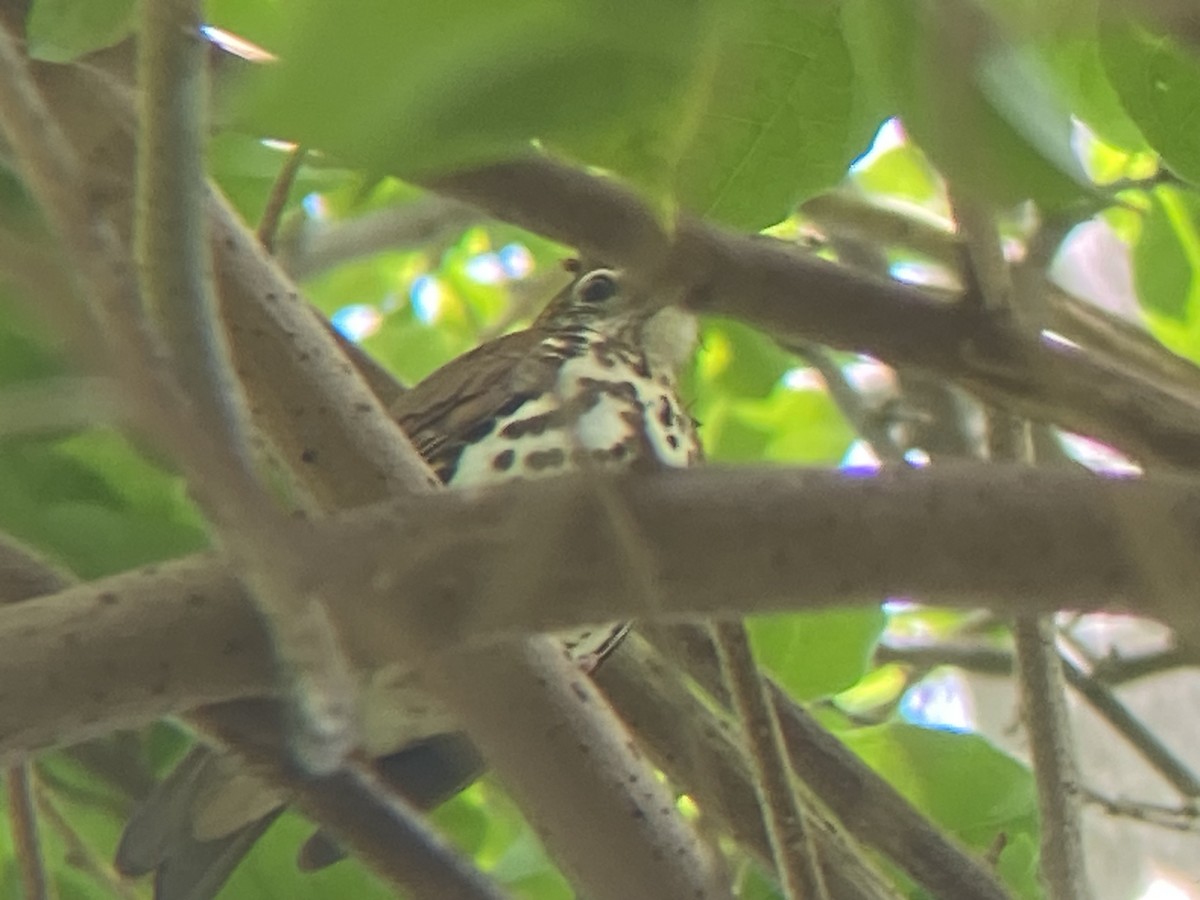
[841,0,1090,207]
[697,318,793,399]
[1132,185,1200,360]
[234,0,724,193]
[204,0,287,49]
[25,0,136,63]
[842,724,1037,848]
[1038,31,1147,152]
[675,0,877,229]
[0,431,208,579]
[1100,20,1200,185]
[748,607,886,701]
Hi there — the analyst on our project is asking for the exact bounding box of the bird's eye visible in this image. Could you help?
[575,270,620,304]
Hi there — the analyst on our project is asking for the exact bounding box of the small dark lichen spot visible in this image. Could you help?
[222,637,246,656]
[631,805,646,820]
[301,447,318,464]
[265,292,277,301]
[492,448,516,471]
[90,689,108,704]
[98,592,118,606]
[571,682,590,702]
[186,593,206,608]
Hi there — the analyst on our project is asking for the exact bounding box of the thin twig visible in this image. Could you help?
[1081,788,1200,833]
[1090,646,1199,685]
[279,194,477,279]
[951,189,1090,900]
[137,0,357,772]
[710,621,827,900]
[1061,656,1200,798]
[35,784,140,900]
[256,143,307,252]
[7,765,52,900]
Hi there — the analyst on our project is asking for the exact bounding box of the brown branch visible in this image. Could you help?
[1014,619,1089,900]
[6,765,50,900]
[598,635,905,900]
[425,637,729,900]
[1061,657,1200,799]
[710,622,826,899]
[431,157,1200,470]
[4,465,1200,767]
[952,190,1090,900]
[637,626,1011,900]
[256,144,306,252]
[278,194,477,280]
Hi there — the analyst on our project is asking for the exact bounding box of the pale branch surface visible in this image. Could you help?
[4,465,1200,767]
[425,637,729,900]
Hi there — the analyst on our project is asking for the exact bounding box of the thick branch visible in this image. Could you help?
[4,465,1200,765]
[433,158,1200,470]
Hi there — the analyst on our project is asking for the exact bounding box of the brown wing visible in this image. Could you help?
[388,328,559,483]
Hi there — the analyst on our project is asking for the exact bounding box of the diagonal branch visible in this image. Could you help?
[432,157,1200,470]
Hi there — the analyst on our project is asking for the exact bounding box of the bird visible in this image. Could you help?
[115,263,702,899]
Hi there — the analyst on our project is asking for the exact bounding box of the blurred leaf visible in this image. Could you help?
[841,0,1090,207]
[842,724,1037,848]
[697,319,793,399]
[1039,32,1147,152]
[675,0,877,229]
[759,388,856,464]
[1101,20,1200,185]
[221,813,394,900]
[205,0,287,49]
[25,0,136,62]
[851,142,943,203]
[1132,185,1200,360]
[234,0,725,196]
[748,607,886,701]
[0,431,207,579]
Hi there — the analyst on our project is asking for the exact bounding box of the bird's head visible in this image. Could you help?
[535,265,697,373]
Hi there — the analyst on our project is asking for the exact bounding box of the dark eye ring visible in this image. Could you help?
[575,270,620,304]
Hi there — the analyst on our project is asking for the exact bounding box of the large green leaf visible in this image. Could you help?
[0,431,208,579]
[1132,185,1200,361]
[841,0,1090,208]
[1101,20,1200,185]
[841,724,1037,848]
[25,0,136,63]
[748,607,886,701]
[675,0,877,229]
[234,0,725,193]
